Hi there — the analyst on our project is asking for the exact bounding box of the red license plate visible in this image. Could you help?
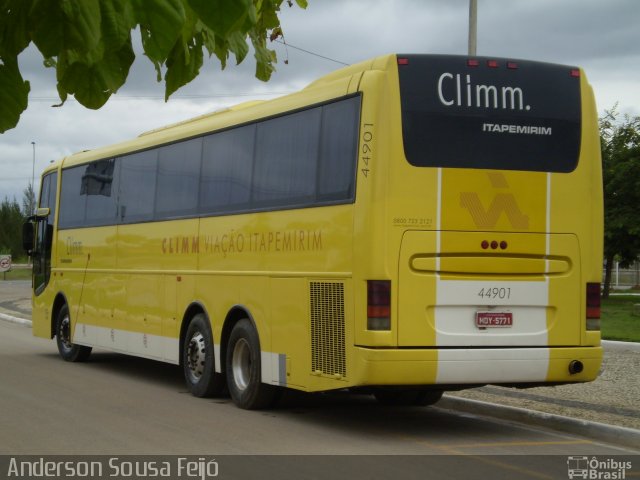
[475,311,513,328]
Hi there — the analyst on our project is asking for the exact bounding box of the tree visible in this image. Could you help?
[22,182,35,216]
[0,0,307,133]
[600,106,640,298]
[0,196,24,258]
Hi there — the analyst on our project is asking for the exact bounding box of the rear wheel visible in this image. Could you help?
[55,304,92,362]
[226,319,279,409]
[374,388,443,406]
[183,313,225,397]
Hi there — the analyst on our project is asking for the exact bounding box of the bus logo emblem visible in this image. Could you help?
[459,173,529,230]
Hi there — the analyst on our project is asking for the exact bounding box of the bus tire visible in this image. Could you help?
[226,319,279,410]
[374,388,443,406]
[55,304,92,362]
[183,313,225,398]
[413,389,443,406]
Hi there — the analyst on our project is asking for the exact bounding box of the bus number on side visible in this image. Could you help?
[361,123,374,178]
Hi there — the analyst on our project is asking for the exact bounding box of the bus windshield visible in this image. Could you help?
[397,54,582,172]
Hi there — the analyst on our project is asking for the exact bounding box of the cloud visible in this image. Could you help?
[1,0,638,202]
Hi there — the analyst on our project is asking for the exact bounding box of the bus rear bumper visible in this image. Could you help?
[353,346,603,387]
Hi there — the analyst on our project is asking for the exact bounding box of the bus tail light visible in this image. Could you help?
[368,280,391,330]
[586,283,601,331]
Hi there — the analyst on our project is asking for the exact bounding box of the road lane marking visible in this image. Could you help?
[447,439,593,448]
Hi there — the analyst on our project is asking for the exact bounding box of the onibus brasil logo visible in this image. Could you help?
[567,456,632,479]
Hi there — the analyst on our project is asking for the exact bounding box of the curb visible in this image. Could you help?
[439,396,640,451]
[0,312,31,327]
[602,339,640,351]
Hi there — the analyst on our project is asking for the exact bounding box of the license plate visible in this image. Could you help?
[475,311,513,328]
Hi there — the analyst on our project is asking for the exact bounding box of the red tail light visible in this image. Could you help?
[586,283,601,318]
[570,69,581,77]
[368,280,391,330]
[586,283,601,331]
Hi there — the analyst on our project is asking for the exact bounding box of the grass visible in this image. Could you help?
[0,266,32,281]
[601,295,640,342]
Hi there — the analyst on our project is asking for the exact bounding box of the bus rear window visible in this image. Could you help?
[398,54,581,173]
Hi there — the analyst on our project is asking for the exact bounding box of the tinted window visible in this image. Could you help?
[38,174,51,212]
[57,95,361,228]
[34,172,58,291]
[47,172,58,223]
[200,124,254,213]
[156,139,202,218]
[253,108,321,207]
[398,54,581,172]
[318,97,360,200]
[58,166,87,228]
[118,150,157,223]
[85,159,119,225]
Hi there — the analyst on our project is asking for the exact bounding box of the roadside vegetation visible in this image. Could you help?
[1,265,31,281]
[601,294,640,342]
[600,107,640,297]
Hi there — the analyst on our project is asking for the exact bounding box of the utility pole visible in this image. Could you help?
[31,141,36,214]
[468,0,477,56]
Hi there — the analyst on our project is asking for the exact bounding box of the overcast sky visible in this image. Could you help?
[1,0,638,203]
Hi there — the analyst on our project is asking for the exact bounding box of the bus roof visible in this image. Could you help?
[57,54,396,170]
[54,53,581,171]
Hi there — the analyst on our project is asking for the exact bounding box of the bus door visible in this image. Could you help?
[32,172,58,295]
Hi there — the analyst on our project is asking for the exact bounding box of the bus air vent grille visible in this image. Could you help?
[310,282,346,378]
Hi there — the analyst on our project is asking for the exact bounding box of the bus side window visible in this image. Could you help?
[318,96,360,201]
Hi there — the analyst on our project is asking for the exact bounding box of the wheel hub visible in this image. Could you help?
[232,338,251,391]
[186,332,206,382]
[58,315,72,352]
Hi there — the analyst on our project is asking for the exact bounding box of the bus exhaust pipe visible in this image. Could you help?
[568,360,584,375]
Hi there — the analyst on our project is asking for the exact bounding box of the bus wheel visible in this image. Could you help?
[55,304,92,362]
[374,389,443,406]
[226,319,279,410]
[183,313,225,397]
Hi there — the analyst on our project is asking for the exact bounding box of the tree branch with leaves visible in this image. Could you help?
[0,0,307,133]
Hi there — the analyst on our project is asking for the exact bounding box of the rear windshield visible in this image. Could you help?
[398,54,581,172]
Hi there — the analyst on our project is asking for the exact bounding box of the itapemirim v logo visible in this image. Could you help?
[459,172,530,230]
[567,456,632,479]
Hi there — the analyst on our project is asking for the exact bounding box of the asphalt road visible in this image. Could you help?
[0,319,638,480]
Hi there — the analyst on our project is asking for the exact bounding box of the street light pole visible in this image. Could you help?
[468,0,477,56]
[31,141,36,214]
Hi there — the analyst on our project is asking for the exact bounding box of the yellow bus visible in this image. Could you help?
[24,53,603,409]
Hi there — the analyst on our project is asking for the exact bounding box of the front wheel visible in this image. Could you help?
[55,304,92,362]
[226,319,279,410]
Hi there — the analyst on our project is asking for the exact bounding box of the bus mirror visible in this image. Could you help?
[22,222,35,254]
[35,207,50,219]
